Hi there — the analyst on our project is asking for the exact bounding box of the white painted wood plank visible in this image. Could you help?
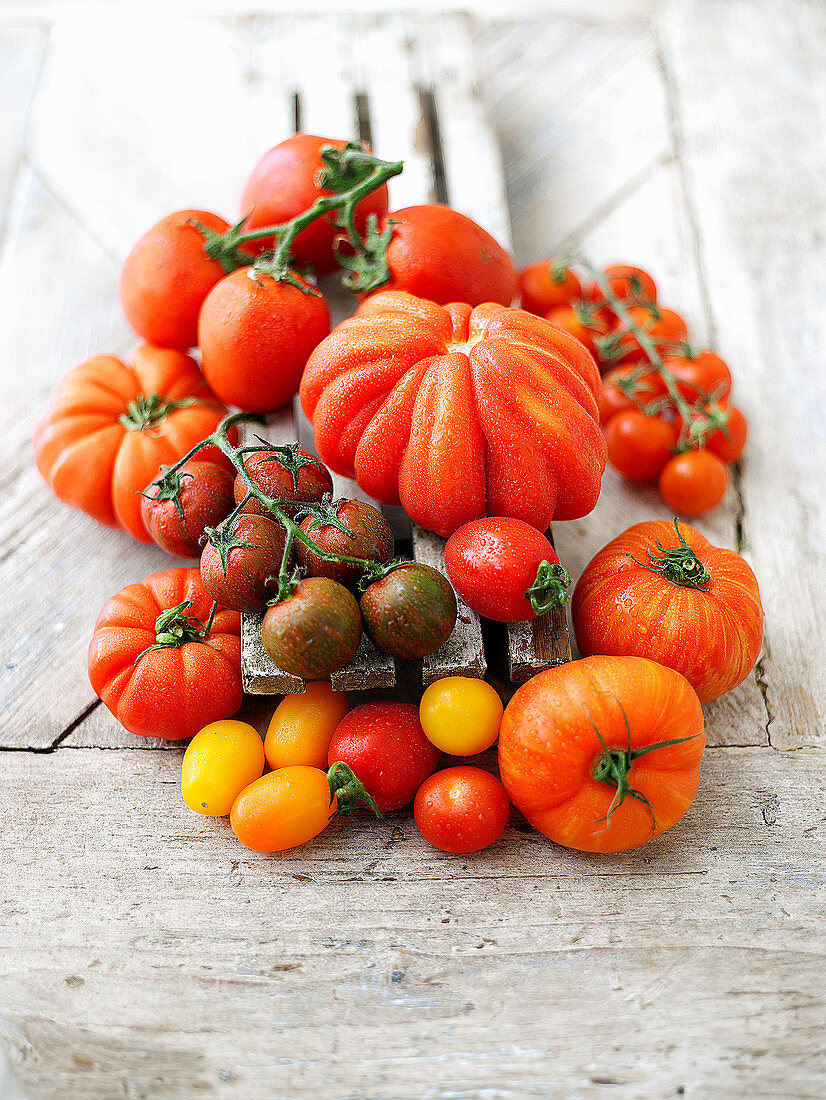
[660,0,826,750]
[0,28,44,231]
[0,746,823,1098]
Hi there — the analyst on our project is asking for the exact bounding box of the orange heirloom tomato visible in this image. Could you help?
[300,292,607,538]
[33,345,232,541]
[572,520,764,702]
[264,681,349,770]
[498,655,706,853]
[182,720,265,816]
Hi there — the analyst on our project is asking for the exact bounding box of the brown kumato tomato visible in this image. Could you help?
[296,500,394,585]
[360,563,457,659]
[141,460,235,558]
[262,578,362,679]
[200,514,289,612]
[234,447,333,518]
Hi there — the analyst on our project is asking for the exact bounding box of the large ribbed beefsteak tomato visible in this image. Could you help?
[299,292,607,537]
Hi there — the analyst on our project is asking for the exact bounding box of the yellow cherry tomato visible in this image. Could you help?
[230,766,335,852]
[264,680,348,770]
[419,677,504,756]
[182,719,266,816]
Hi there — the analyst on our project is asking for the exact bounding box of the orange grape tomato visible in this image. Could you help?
[264,681,349,770]
[230,766,335,853]
[181,720,265,817]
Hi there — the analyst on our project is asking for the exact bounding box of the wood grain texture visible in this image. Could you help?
[0,746,823,1099]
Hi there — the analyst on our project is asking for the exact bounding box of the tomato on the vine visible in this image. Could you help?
[88,568,241,740]
[597,365,665,425]
[419,677,503,756]
[182,720,265,816]
[262,577,362,679]
[327,703,440,812]
[296,499,394,585]
[604,408,678,482]
[360,563,457,659]
[544,302,606,356]
[609,305,688,366]
[661,350,732,402]
[572,520,763,702]
[414,767,510,854]
[499,655,706,853]
[518,261,581,315]
[235,446,333,518]
[199,268,330,413]
[691,403,748,464]
[659,451,729,516]
[603,264,657,306]
[142,460,235,558]
[444,517,569,623]
[200,514,288,612]
[240,134,390,275]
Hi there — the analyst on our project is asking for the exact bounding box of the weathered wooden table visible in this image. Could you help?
[1,3,824,1097]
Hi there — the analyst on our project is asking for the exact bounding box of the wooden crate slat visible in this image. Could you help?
[330,634,396,692]
[411,527,486,684]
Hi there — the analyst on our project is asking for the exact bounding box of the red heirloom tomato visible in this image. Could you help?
[240,134,390,275]
[33,345,231,541]
[88,568,241,740]
[597,365,666,425]
[300,292,607,537]
[444,517,569,622]
[499,656,706,853]
[659,451,729,516]
[262,578,362,679]
[296,499,394,585]
[199,268,330,413]
[661,350,732,402]
[518,261,581,315]
[141,460,235,558]
[234,446,333,518]
[119,210,236,350]
[200,513,288,612]
[414,767,510,854]
[327,703,440,812]
[604,408,678,482]
[572,520,764,702]
[373,204,517,307]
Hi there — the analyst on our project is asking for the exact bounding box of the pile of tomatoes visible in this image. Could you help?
[33,128,766,858]
[519,260,748,516]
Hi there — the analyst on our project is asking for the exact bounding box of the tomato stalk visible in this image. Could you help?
[192,143,403,292]
[135,598,219,662]
[147,413,410,603]
[626,519,712,590]
[119,394,214,432]
[327,761,381,817]
[525,560,571,616]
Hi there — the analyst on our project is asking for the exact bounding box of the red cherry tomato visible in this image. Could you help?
[444,517,567,623]
[597,365,666,425]
[199,268,330,413]
[119,210,234,350]
[702,404,748,464]
[327,703,440,812]
[659,451,729,516]
[610,305,688,366]
[545,303,606,357]
[605,409,678,482]
[661,351,732,402]
[603,264,658,305]
[240,134,390,275]
[414,767,510,854]
[518,262,581,315]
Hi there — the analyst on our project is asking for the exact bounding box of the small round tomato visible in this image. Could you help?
[610,305,688,366]
[296,499,394,585]
[264,680,348,770]
[661,350,732,402]
[262,577,362,679]
[200,514,288,612]
[199,268,331,413]
[603,264,657,305]
[230,766,334,852]
[444,517,569,623]
[360,564,457,659]
[240,134,390,275]
[604,408,678,482]
[419,677,503,755]
[182,719,265,816]
[141,460,235,558]
[545,302,606,356]
[327,703,440,812]
[414,767,510,854]
[659,451,729,515]
[518,261,581,315]
[235,446,333,518]
[375,204,518,306]
[119,210,236,350]
[597,365,666,425]
[703,404,748,464]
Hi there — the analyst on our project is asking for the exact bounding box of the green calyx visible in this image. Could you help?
[119,394,204,432]
[140,466,192,521]
[335,213,395,294]
[327,761,382,817]
[135,599,217,663]
[203,520,255,576]
[525,560,571,616]
[627,519,711,590]
[258,441,318,493]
